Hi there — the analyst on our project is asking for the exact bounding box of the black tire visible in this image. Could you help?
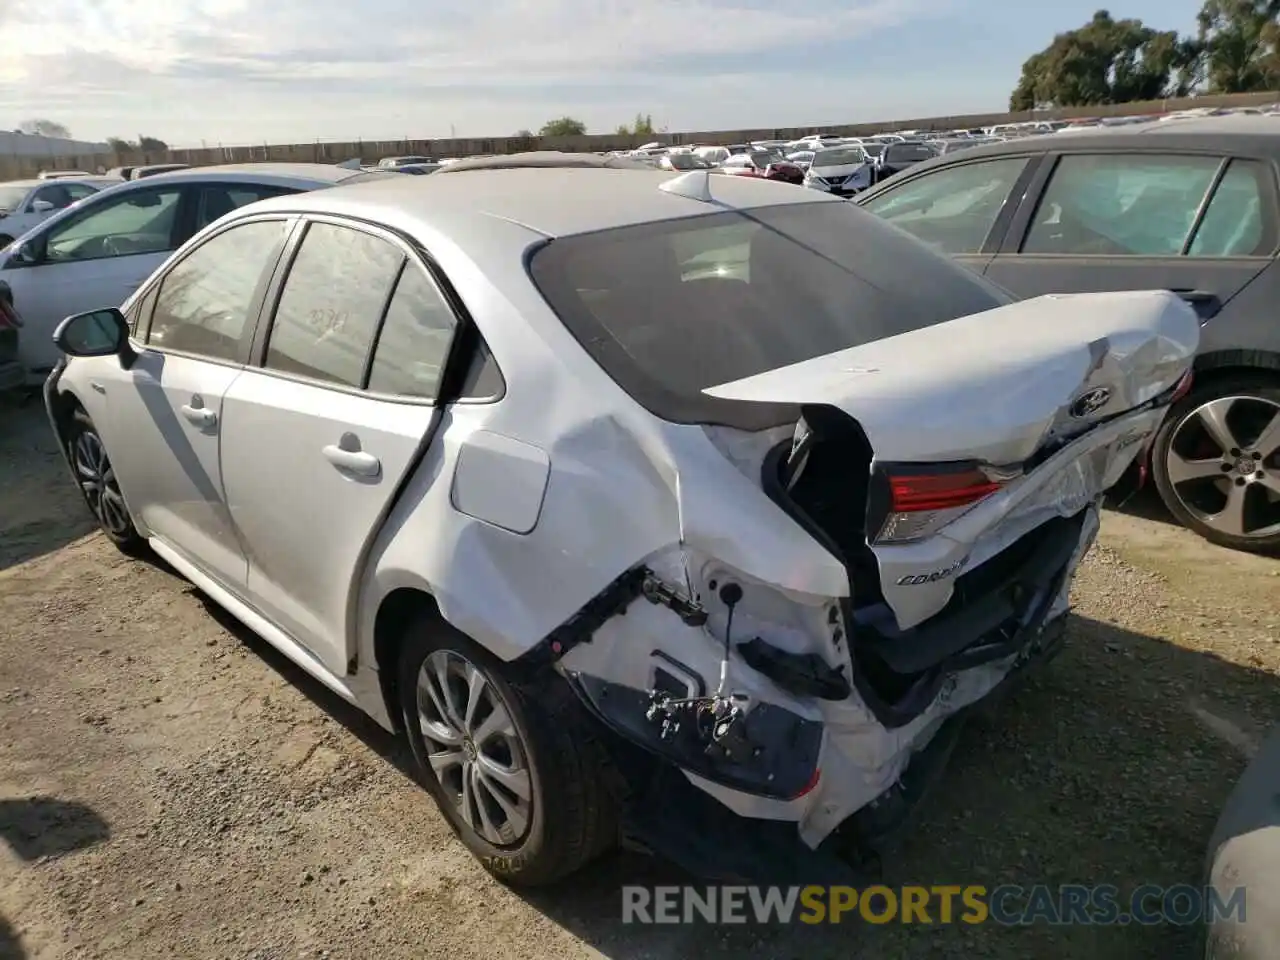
[0,235,13,249]
[66,408,147,556]
[1151,373,1280,554]
[397,617,618,886]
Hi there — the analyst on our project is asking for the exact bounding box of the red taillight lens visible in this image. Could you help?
[888,469,1003,513]
[1169,369,1194,404]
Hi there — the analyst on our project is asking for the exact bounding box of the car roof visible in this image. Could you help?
[135,162,373,186]
[244,161,837,239]
[913,114,1280,165]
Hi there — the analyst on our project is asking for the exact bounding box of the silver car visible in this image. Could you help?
[45,157,1198,885]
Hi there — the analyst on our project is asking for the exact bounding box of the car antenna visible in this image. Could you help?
[659,169,716,203]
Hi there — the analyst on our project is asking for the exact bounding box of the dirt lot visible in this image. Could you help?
[1,398,1278,960]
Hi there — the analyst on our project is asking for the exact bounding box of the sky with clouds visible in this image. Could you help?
[1,0,1204,147]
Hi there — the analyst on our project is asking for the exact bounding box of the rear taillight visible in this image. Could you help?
[876,466,1011,544]
[889,470,1003,512]
[0,284,19,330]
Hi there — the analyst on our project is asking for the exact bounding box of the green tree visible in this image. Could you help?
[1009,10,1196,109]
[137,135,168,152]
[616,112,656,136]
[539,117,587,136]
[18,118,71,138]
[106,137,134,154]
[1195,0,1280,92]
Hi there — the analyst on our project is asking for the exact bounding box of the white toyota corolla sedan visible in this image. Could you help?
[43,153,1199,885]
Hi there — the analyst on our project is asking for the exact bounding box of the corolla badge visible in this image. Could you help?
[1069,386,1112,419]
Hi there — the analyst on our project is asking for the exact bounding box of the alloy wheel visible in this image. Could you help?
[72,429,132,536]
[1164,395,1280,540]
[415,649,533,847]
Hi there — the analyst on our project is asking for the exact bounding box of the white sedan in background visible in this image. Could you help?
[0,176,120,249]
[0,162,393,383]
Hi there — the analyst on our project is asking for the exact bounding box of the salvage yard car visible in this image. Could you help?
[1,163,393,385]
[0,176,117,250]
[855,114,1280,553]
[43,155,1198,886]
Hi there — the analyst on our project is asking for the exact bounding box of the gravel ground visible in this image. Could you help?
[2,398,1278,960]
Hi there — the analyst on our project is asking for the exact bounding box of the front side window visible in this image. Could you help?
[1187,159,1273,257]
[43,187,183,263]
[366,264,457,398]
[528,201,1011,424]
[1022,154,1221,256]
[264,222,404,386]
[147,219,290,362]
[861,157,1029,255]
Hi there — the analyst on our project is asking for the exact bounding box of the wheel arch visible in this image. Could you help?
[1192,349,1280,386]
[371,586,446,733]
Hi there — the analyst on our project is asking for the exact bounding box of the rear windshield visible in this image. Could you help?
[528,201,1013,429]
[884,143,938,164]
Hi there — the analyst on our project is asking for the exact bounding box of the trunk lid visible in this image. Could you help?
[703,290,1200,465]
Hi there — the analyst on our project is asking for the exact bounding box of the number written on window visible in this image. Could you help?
[264,222,404,386]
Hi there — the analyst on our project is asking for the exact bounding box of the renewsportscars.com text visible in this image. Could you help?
[621,884,1247,926]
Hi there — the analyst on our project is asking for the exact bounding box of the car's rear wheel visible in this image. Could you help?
[397,618,617,886]
[0,235,13,249]
[67,408,146,555]
[1151,374,1280,553]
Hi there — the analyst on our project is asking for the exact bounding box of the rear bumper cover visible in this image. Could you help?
[585,611,1069,883]
[562,508,1093,879]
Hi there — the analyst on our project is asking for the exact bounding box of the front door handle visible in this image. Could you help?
[180,404,216,428]
[322,443,381,478]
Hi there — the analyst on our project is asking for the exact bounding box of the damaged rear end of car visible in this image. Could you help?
[517,194,1199,880]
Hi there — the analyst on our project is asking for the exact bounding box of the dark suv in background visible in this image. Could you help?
[856,115,1280,553]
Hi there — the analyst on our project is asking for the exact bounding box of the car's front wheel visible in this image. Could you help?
[66,408,146,555]
[0,235,14,250]
[397,618,618,886]
[1151,374,1280,553]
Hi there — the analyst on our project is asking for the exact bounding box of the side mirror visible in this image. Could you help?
[30,199,55,213]
[52,308,137,367]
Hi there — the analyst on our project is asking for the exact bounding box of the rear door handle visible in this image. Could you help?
[180,404,216,428]
[322,443,381,478]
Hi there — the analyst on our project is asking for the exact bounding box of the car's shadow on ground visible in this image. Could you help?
[0,796,111,959]
[192,582,1276,960]
[1106,483,1184,529]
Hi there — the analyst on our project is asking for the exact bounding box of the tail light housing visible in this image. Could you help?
[873,464,1014,544]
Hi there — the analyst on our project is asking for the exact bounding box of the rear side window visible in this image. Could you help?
[264,222,404,386]
[366,265,457,399]
[147,219,290,361]
[1187,159,1273,257]
[1022,154,1221,256]
[528,201,1012,427]
[860,157,1029,255]
[195,184,298,232]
